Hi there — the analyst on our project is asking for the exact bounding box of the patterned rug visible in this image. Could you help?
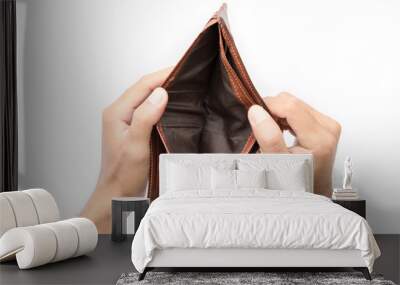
[116,271,396,285]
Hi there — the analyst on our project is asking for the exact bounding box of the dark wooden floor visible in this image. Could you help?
[0,235,398,284]
[374,234,400,283]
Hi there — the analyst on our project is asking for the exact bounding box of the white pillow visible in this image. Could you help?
[211,168,237,190]
[167,162,211,191]
[266,163,307,191]
[236,169,267,189]
[237,159,308,191]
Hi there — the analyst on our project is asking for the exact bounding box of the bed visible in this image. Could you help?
[131,154,380,280]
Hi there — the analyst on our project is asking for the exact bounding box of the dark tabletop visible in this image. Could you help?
[0,235,134,285]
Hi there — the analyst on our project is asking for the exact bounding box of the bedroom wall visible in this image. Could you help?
[16,0,400,233]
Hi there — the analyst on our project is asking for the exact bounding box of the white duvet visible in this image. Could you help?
[131,190,380,273]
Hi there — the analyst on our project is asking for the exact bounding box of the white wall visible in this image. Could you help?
[16,0,400,233]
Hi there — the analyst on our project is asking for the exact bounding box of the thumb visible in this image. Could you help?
[128,87,168,143]
[248,105,288,153]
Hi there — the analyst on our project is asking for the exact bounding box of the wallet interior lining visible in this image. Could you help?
[159,23,252,153]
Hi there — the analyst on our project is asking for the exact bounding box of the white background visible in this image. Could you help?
[16,0,400,233]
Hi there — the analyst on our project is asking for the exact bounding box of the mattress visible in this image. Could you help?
[131,190,380,273]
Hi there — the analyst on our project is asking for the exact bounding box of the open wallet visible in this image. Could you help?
[148,4,274,200]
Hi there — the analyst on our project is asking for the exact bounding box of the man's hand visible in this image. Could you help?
[81,68,172,233]
[248,92,341,197]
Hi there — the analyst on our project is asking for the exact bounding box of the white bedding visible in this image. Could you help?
[131,190,380,273]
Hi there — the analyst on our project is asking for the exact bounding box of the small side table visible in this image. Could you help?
[332,199,366,219]
[112,197,150,242]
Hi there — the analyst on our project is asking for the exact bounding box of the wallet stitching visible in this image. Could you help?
[221,62,254,152]
[220,21,264,106]
[221,54,250,107]
[222,59,248,107]
[220,21,283,131]
[218,26,251,107]
[220,25,249,90]
[222,65,253,152]
[218,19,263,153]
[243,134,256,153]
[149,135,155,200]
[218,27,255,154]
[156,124,170,153]
[220,25,257,97]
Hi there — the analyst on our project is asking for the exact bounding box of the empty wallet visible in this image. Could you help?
[148,4,271,200]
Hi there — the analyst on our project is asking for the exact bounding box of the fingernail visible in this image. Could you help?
[147,87,167,105]
[248,105,268,125]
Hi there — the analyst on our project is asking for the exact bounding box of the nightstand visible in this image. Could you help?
[111,197,150,242]
[332,199,366,219]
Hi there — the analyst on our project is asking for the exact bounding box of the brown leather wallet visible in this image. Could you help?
[148,4,270,200]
